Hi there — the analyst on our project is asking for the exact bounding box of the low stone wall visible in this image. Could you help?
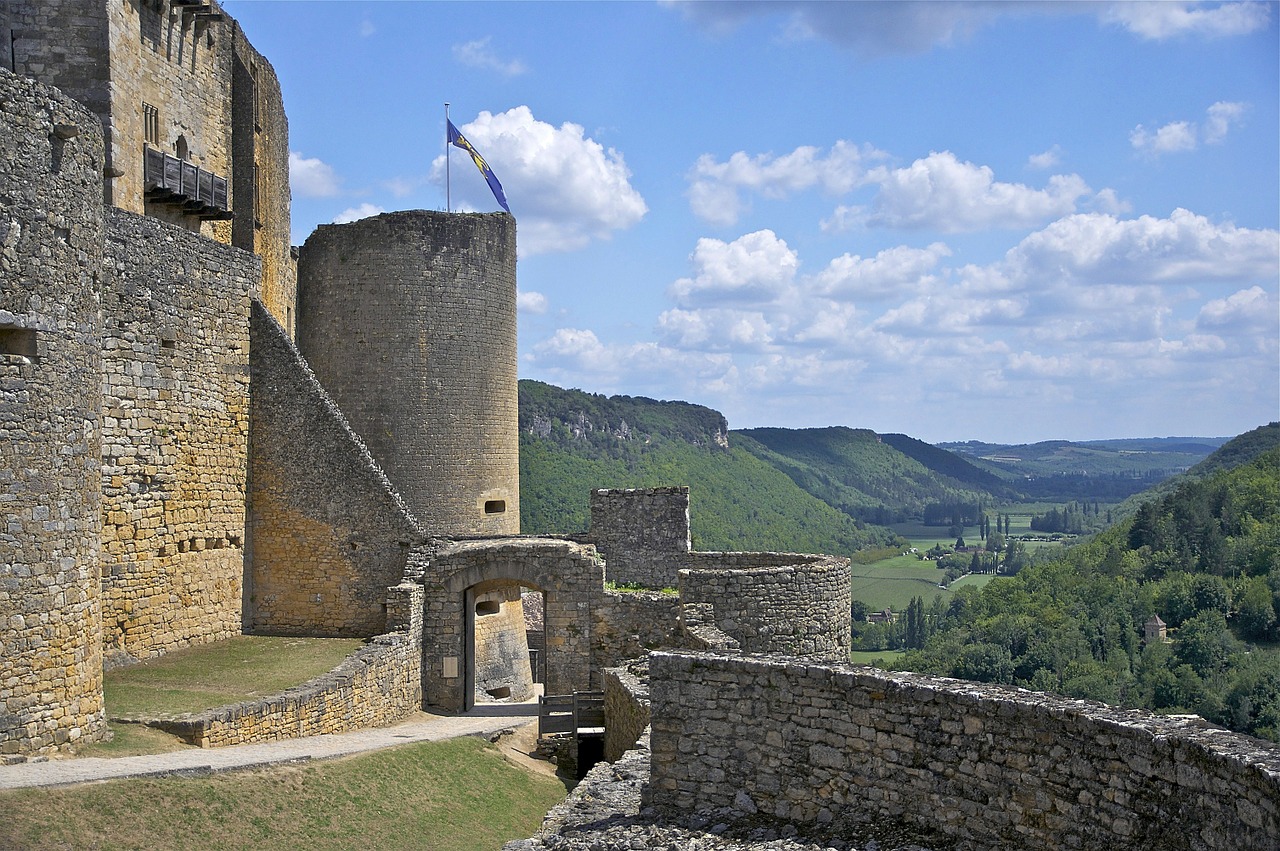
[678,602,741,652]
[591,588,681,671]
[143,583,423,748]
[602,659,650,763]
[649,651,1280,851]
[677,555,850,659]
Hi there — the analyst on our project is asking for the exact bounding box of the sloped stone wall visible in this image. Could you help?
[245,300,422,637]
[649,651,1280,851]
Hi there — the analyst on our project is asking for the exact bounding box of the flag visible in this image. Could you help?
[447,119,510,213]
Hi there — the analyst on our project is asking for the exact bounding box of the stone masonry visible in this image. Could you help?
[590,487,691,588]
[648,651,1280,851]
[0,67,110,755]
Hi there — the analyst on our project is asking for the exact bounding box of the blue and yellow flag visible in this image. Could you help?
[447,119,510,213]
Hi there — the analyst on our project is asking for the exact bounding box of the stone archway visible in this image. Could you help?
[421,538,603,712]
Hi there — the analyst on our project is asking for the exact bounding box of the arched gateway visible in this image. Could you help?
[421,538,603,712]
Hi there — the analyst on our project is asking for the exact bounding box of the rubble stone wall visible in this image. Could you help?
[99,207,256,659]
[677,555,851,659]
[589,487,690,589]
[649,651,1280,851]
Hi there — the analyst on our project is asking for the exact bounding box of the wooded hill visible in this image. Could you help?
[892,426,1280,742]
[517,379,1265,558]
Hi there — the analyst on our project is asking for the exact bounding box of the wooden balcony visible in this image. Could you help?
[143,147,232,220]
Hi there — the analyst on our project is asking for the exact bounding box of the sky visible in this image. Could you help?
[222,0,1279,444]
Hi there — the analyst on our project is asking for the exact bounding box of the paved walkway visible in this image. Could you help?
[0,702,538,790]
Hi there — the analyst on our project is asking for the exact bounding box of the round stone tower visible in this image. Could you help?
[295,211,519,538]
[1,72,109,755]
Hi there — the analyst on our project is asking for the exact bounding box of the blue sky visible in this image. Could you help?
[223,0,1279,444]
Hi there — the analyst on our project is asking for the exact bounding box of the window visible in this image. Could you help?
[484,500,506,514]
[143,103,160,146]
[475,600,500,616]
[0,327,38,362]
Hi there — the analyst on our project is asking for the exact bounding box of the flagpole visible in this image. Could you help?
[444,102,451,213]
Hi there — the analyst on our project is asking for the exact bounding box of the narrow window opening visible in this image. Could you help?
[485,686,511,700]
[475,600,500,617]
[160,338,176,350]
[175,134,189,161]
[0,327,37,362]
[143,103,160,146]
[484,499,506,514]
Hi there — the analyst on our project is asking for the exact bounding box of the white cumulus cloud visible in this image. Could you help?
[289,151,340,197]
[669,230,799,307]
[686,141,878,226]
[431,106,647,256]
[1101,1,1272,40]
[517,290,549,315]
[1131,101,1250,155]
[860,151,1091,232]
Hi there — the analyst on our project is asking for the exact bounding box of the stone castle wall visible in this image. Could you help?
[589,487,690,588]
[591,588,681,671]
[245,300,423,637]
[649,652,1280,851]
[677,554,851,659]
[99,207,257,660]
[0,0,295,328]
[0,68,110,755]
[296,211,519,539]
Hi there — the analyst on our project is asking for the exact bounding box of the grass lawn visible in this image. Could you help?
[0,736,566,851]
[850,552,951,611]
[103,635,366,718]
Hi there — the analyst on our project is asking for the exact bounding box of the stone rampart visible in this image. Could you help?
[677,554,851,659]
[245,300,423,637]
[99,207,257,660]
[0,67,109,755]
[589,487,690,588]
[143,582,423,748]
[649,651,1280,851]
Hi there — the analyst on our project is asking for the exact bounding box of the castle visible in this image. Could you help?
[2,4,1277,848]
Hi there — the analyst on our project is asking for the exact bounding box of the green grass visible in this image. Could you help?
[850,553,951,611]
[0,736,567,851]
[103,635,366,718]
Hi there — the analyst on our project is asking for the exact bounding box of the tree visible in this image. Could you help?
[1174,610,1238,676]
[850,599,870,623]
[1234,577,1276,640]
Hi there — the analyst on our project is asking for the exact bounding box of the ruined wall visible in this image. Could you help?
[99,207,255,660]
[472,583,534,702]
[246,300,422,637]
[0,68,109,756]
[148,582,423,748]
[649,652,1280,851]
[589,487,690,589]
[296,211,519,539]
[677,554,851,659]
[591,588,680,671]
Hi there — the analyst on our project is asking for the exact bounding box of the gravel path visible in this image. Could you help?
[0,702,537,790]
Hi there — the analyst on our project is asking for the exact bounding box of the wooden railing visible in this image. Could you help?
[143,146,231,219]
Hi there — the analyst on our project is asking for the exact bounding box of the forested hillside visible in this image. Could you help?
[891,439,1280,742]
[517,382,899,556]
[736,426,1002,524]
